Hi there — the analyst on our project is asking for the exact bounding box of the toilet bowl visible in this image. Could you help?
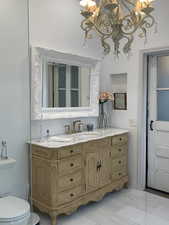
[0,196,30,225]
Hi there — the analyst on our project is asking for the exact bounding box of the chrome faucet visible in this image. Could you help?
[64,120,85,134]
[72,120,85,133]
[72,120,81,133]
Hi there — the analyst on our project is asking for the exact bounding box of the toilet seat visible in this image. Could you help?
[0,196,30,223]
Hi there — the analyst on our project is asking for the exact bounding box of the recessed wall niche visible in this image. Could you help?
[111,73,127,110]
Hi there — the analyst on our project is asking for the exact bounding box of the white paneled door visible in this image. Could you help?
[148,54,169,193]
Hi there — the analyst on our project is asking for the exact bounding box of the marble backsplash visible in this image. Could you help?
[31,117,98,139]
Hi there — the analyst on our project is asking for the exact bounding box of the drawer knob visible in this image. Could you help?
[70,193,74,197]
[119,138,122,141]
[118,149,122,152]
[70,150,74,154]
[119,173,122,176]
[118,160,122,164]
[70,178,74,182]
[70,163,74,167]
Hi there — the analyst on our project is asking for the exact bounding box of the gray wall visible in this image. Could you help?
[29,0,102,138]
[100,1,169,187]
[1,0,168,197]
[0,0,29,198]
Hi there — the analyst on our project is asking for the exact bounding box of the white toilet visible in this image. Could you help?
[0,195,30,225]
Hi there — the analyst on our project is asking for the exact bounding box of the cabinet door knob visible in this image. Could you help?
[70,163,74,167]
[118,149,122,152]
[119,138,122,141]
[70,193,74,197]
[70,178,74,182]
[70,150,74,154]
[119,173,122,176]
[96,161,102,171]
[118,160,122,164]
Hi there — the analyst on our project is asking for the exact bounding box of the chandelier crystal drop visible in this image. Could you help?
[80,0,155,56]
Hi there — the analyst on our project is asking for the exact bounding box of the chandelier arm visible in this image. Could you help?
[81,18,93,32]
[123,0,135,7]
[93,21,113,36]
[101,35,111,54]
[80,18,95,42]
[121,13,155,36]
[138,14,155,38]
[121,24,138,35]
[81,18,88,31]
[122,34,134,54]
[120,0,133,14]
[120,13,142,35]
[140,14,155,29]
[80,0,156,55]
[81,16,113,37]
[99,0,105,8]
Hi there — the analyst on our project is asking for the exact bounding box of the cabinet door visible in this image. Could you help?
[85,151,100,193]
[98,148,111,188]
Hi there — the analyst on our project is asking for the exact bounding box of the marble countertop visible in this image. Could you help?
[31,128,128,149]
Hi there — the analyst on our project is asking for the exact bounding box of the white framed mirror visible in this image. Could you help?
[31,47,101,120]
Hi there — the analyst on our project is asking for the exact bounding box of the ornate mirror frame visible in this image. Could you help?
[31,47,101,120]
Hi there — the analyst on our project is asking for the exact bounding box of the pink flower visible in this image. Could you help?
[99,92,114,104]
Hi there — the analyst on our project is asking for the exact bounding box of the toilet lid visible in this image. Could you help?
[0,196,30,222]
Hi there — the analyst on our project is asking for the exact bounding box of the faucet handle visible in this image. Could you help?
[73,120,81,126]
[72,120,81,133]
[78,122,84,132]
[65,125,71,134]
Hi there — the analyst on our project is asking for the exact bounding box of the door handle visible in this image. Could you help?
[150,120,154,131]
[97,160,102,172]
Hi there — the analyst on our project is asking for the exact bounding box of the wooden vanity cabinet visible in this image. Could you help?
[85,138,112,192]
[31,134,128,225]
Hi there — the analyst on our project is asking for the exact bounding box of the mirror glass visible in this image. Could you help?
[42,62,91,108]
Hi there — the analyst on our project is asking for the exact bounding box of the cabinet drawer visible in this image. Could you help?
[58,145,82,159]
[58,155,82,175]
[111,145,127,158]
[112,156,127,172]
[112,169,127,181]
[111,134,128,146]
[32,146,52,159]
[58,171,82,191]
[85,138,110,150]
[57,186,82,204]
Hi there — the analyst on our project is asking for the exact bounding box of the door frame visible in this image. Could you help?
[137,46,169,190]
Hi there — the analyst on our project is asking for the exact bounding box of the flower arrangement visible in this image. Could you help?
[99,92,114,104]
[98,92,113,128]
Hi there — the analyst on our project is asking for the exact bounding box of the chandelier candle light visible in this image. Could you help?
[80,0,155,56]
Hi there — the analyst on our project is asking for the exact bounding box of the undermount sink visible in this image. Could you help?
[46,131,100,143]
[74,132,100,139]
[47,136,74,142]
[78,131,99,136]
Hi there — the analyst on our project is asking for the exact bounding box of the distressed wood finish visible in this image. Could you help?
[32,134,128,225]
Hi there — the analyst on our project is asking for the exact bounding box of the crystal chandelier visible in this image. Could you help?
[80,0,155,55]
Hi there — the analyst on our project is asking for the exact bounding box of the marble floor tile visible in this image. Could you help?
[39,189,169,225]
